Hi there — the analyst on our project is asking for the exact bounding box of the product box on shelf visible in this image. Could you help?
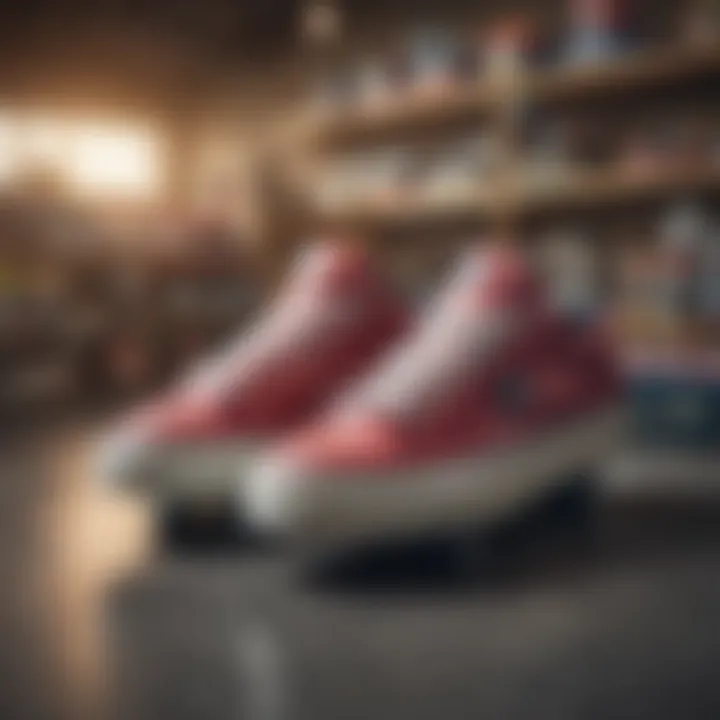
[355,56,404,112]
[618,206,720,450]
[521,117,577,192]
[564,0,643,66]
[539,229,604,318]
[625,350,720,451]
[483,16,541,78]
[368,149,422,206]
[615,203,720,349]
[320,148,424,211]
[420,135,501,202]
[619,116,715,180]
[405,28,468,95]
[313,70,357,117]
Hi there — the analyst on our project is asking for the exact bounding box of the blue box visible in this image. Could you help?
[627,365,720,451]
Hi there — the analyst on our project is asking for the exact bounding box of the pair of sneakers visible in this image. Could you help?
[98,240,623,558]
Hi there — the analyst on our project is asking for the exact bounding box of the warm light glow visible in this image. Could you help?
[0,111,163,199]
[0,114,20,183]
[67,125,162,199]
[22,119,73,166]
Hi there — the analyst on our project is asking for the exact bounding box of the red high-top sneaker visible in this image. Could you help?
[97,240,409,530]
[244,244,625,558]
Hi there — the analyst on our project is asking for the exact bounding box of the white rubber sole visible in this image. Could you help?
[244,406,627,553]
[98,436,260,505]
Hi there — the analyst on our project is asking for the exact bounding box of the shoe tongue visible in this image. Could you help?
[290,241,370,296]
[441,244,543,315]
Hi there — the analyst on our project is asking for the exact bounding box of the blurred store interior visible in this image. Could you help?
[1,0,719,426]
[0,0,719,448]
[0,0,720,719]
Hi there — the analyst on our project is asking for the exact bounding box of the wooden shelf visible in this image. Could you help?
[309,45,720,149]
[316,167,720,228]
[530,44,720,103]
[511,165,720,217]
[304,42,720,233]
[308,84,503,148]
[319,190,499,227]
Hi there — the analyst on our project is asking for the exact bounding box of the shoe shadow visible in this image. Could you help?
[159,513,267,558]
[306,495,720,599]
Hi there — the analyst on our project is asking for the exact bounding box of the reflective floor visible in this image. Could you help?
[1,416,720,720]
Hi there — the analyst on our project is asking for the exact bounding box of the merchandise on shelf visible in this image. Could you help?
[615,243,660,344]
[694,214,720,332]
[420,136,501,201]
[372,149,418,203]
[619,125,680,179]
[484,16,540,78]
[319,148,420,210]
[318,134,504,210]
[619,203,719,350]
[316,158,361,210]
[313,68,358,115]
[620,117,713,179]
[319,155,374,210]
[564,0,641,66]
[658,202,709,309]
[521,110,621,192]
[521,118,576,191]
[356,56,403,110]
[626,352,720,451]
[406,28,467,94]
[539,229,602,319]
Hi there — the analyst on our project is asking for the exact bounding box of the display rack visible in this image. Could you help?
[310,45,720,146]
[303,44,720,231]
[318,165,720,229]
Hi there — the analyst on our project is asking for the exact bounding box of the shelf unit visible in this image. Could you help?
[310,45,720,148]
[304,44,720,231]
[319,166,720,228]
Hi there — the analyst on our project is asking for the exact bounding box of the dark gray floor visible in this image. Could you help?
[1,418,719,720]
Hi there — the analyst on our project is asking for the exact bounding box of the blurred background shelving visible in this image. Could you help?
[1,0,719,467]
[302,39,720,246]
[307,45,720,149]
[315,165,720,228]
